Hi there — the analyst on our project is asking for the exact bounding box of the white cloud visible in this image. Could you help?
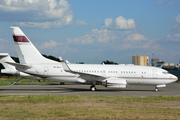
[101,16,136,29]
[67,29,119,44]
[101,17,113,28]
[75,20,94,25]
[176,14,180,23]
[126,34,147,41]
[168,1,174,6]
[0,0,73,28]
[156,1,163,5]
[174,33,180,38]
[39,40,58,49]
[115,16,136,29]
[166,33,180,41]
[167,14,180,41]
[0,38,8,42]
[0,38,15,53]
[66,27,151,51]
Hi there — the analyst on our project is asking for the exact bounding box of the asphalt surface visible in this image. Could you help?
[0,82,179,97]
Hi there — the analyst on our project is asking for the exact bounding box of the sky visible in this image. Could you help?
[0,0,180,64]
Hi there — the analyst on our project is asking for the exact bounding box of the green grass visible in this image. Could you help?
[0,76,45,86]
[0,105,179,120]
[0,95,180,103]
[0,95,180,120]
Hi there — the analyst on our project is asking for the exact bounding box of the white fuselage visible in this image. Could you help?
[18,63,177,86]
[68,64,177,85]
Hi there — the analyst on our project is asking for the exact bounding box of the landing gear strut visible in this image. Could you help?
[12,77,22,85]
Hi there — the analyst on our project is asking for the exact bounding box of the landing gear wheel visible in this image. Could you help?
[90,85,96,91]
[60,82,65,85]
[154,87,159,92]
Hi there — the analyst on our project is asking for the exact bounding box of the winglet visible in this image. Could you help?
[59,57,72,72]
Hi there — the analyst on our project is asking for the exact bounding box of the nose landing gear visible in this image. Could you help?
[154,87,159,92]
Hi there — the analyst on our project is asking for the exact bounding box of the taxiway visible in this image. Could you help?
[0,82,179,96]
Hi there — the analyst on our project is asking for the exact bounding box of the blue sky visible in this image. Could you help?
[0,0,180,64]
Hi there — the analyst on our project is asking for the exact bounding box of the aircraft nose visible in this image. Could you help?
[172,75,178,82]
[175,75,178,81]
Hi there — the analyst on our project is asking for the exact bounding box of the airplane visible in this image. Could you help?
[0,53,42,84]
[7,26,178,92]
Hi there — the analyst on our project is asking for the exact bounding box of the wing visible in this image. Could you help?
[59,57,106,82]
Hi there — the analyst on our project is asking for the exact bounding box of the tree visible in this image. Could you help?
[42,54,60,62]
[101,60,118,65]
[11,56,19,63]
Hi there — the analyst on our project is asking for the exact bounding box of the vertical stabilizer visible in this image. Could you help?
[10,27,56,64]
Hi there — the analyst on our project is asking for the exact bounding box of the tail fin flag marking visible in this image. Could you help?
[13,36,29,42]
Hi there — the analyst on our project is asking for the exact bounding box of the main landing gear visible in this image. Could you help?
[90,85,96,91]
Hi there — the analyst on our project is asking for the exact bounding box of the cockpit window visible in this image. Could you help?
[162,71,169,74]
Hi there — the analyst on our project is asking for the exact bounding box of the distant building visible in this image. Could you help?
[163,63,175,70]
[132,55,149,66]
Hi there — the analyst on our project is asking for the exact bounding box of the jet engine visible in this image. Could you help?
[102,78,127,88]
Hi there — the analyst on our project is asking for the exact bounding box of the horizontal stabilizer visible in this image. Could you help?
[0,53,8,57]
[0,53,16,70]
[5,62,31,69]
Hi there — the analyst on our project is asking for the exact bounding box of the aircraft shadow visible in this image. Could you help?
[0,87,155,93]
[59,87,155,92]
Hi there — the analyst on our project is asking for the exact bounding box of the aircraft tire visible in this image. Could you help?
[60,82,65,85]
[90,85,96,91]
[154,87,159,92]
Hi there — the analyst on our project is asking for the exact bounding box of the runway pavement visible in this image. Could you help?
[0,82,180,97]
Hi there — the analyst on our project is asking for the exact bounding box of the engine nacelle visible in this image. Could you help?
[102,78,127,88]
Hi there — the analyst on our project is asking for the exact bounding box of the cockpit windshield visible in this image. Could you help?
[162,71,169,74]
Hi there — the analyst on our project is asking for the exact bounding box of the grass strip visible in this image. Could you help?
[0,76,50,86]
[0,100,179,119]
[0,95,180,119]
[0,95,180,103]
